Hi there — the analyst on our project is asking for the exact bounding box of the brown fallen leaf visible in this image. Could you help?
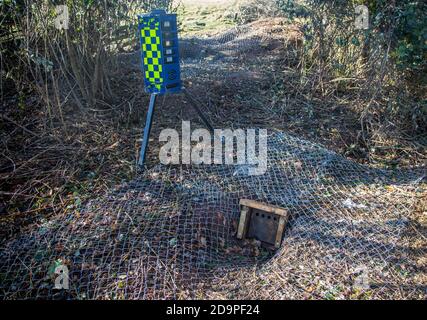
[225,246,243,255]
[294,161,303,170]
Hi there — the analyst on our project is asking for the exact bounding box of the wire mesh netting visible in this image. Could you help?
[0,131,423,299]
[0,9,425,300]
[179,17,293,78]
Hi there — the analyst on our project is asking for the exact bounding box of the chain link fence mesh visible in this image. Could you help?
[0,4,425,300]
[0,131,423,299]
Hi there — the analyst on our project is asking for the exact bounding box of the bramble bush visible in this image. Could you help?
[276,0,426,132]
[0,0,177,108]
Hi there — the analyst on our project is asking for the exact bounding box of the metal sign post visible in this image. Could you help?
[138,93,157,167]
[137,9,214,168]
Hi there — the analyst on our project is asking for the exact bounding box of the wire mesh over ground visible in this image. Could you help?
[0,130,424,299]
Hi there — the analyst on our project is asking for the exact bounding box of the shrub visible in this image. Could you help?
[276,0,426,132]
[0,0,177,108]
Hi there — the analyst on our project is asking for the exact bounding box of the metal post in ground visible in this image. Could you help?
[138,93,158,168]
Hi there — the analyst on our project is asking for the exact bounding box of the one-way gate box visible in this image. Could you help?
[237,199,289,249]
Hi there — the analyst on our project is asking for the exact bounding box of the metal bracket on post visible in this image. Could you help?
[138,93,158,168]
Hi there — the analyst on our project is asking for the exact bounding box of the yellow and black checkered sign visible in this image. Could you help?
[138,11,181,94]
[140,18,163,91]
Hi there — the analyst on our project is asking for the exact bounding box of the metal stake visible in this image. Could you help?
[183,88,214,134]
[138,93,157,167]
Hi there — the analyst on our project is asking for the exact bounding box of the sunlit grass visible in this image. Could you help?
[178,3,238,36]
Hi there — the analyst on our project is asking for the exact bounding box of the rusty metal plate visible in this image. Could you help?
[237,199,289,249]
[247,209,280,245]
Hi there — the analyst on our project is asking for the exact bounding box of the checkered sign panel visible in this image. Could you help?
[138,10,182,94]
[140,17,163,92]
